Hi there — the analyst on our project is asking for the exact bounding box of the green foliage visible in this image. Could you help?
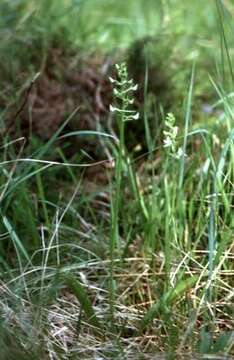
[62,273,103,333]
[0,0,233,358]
[138,274,200,333]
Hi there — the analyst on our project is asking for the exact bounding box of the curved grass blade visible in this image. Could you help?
[138,274,200,333]
[61,273,103,334]
[2,214,31,264]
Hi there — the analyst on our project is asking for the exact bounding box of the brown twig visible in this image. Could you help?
[4,72,41,134]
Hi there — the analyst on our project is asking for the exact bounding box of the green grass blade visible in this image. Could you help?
[2,214,31,264]
[138,274,200,333]
[179,63,195,189]
[62,273,103,333]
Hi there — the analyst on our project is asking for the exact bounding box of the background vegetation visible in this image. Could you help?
[0,0,233,359]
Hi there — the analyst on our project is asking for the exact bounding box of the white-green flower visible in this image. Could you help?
[163,113,179,154]
[109,62,139,123]
[163,136,173,148]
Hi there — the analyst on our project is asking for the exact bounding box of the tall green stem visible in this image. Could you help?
[108,63,139,325]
